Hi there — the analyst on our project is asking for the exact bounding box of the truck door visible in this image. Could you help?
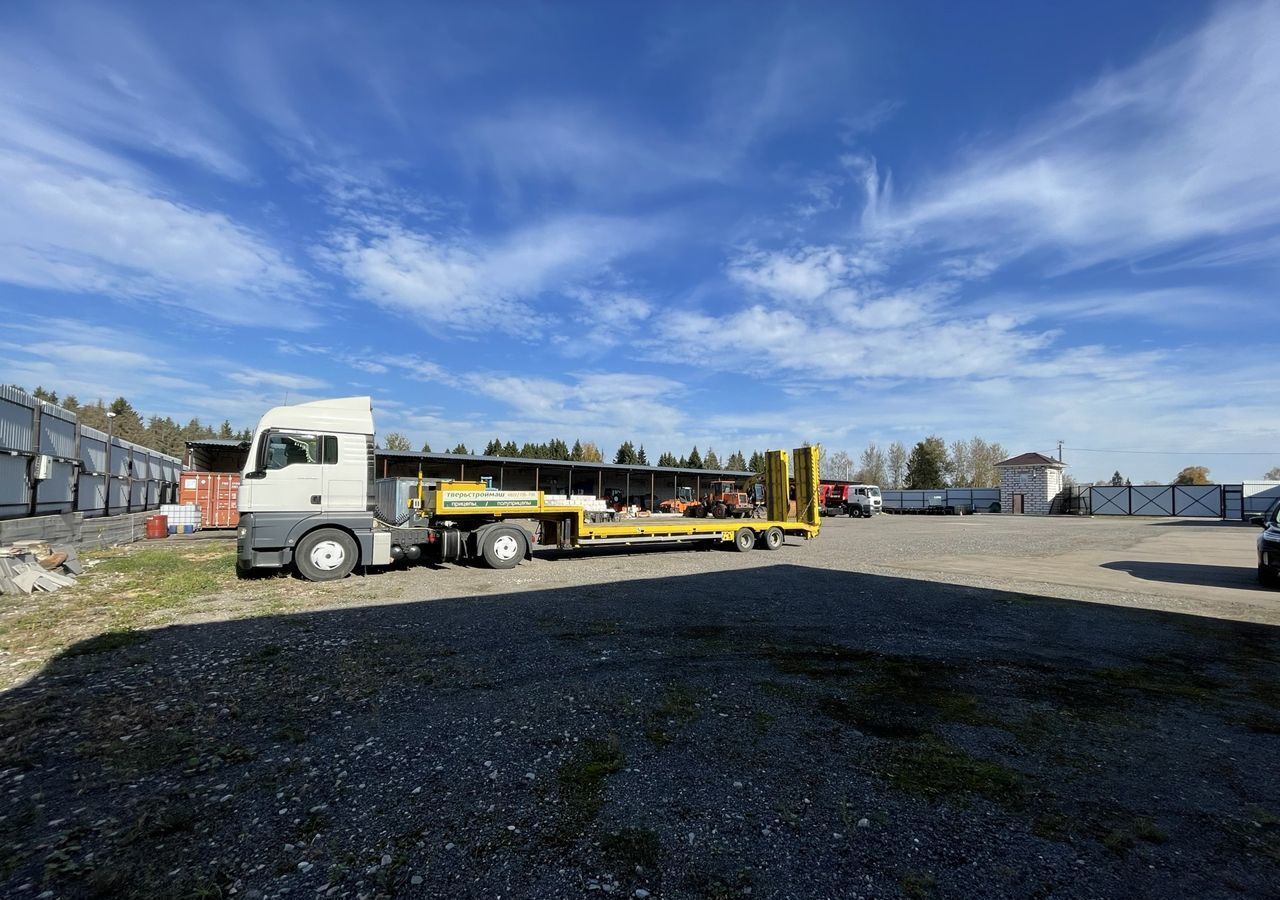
[246,431,324,513]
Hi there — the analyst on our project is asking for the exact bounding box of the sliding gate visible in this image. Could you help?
[1088,484,1222,517]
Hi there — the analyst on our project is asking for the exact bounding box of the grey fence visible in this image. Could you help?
[882,488,1001,512]
[1087,483,1278,519]
[0,386,181,521]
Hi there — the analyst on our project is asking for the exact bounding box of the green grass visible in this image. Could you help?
[884,736,1026,809]
[88,545,238,628]
[645,684,702,748]
[551,736,626,840]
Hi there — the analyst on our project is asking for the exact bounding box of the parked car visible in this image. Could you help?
[1252,498,1280,587]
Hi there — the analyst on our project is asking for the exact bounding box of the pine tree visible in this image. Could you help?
[905,436,948,489]
[570,440,584,461]
[614,441,638,465]
[450,442,470,455]
[503,440,519,457]
[483,438,502,456]
[1110,471,1125,487]
[218,419,234,439]
[704,448,720,470]
[687,446,703,469]
[657,451,678,467]
[32,386,58,404]
[727,450,746,470]
[748,451,766,474]
[637,445,649,466]
[420,441,432,452]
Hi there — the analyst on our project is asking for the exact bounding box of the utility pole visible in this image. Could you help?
[1057,440,1063,462]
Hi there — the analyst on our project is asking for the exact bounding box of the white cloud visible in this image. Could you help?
[323,215,657,333]
[227,370,329,392]
[0,7,249,181]
[0,153,314,325]
[871,2,1280,270]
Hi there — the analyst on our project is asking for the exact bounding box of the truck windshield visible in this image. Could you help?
[868,487,881,497]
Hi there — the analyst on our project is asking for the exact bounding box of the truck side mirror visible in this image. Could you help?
[1250,516,1267,527]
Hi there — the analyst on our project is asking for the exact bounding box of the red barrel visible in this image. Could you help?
[145,515,169,540]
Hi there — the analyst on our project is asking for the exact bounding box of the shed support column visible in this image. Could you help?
[500,466,504,490]
[535,466,539,491]
[598,470,602,498]
[650,473,654,512]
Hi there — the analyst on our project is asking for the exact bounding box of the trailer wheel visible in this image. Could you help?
[295,528,358,582]
[480,526,525,569]
[733,527,756,552]
[761,526,784,550]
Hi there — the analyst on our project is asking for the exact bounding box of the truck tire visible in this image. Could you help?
[761,526,784,550]
[848,505,862,518]
[480,526,525,569]
[733,527,756,552]
[711,502,728,519]
[295,528,358,582]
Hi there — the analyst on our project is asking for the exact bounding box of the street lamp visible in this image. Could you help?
[105,411,117,516]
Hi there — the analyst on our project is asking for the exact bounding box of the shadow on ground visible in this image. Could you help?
[1101,560,1267,591]
[2,566,1278,899]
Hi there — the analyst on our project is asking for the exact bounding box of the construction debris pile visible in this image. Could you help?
[0,540,83,595]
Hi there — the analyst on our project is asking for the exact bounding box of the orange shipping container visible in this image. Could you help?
[179,471,242,528]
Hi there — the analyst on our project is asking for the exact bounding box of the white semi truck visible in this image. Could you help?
[236,397,822,581]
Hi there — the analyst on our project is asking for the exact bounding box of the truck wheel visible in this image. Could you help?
[481,526,525,569]
[295,528,358,582]
[711,502,728,519]
[849,505,862,518]
[733,527,756,552]
[761,526,784,550]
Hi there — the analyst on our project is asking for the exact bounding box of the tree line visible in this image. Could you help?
[820,436,1009,489]
[12,386,249,458]
[380,429,762,472]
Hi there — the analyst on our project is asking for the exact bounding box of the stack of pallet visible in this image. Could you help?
[0,540,82,595]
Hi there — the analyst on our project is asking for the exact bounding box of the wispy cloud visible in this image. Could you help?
[321,215,659,334]
[0,153,314,324]
[870,2,1280,271]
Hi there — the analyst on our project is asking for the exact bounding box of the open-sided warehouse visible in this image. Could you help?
[185,438,751,512]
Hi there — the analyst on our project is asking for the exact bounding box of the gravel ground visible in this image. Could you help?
[2,516,1278,899]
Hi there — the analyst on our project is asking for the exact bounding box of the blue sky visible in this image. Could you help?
[1,1,1277,482]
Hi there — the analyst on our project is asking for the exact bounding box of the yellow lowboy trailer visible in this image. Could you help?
[236,396,819,581]
[405,447,821,568]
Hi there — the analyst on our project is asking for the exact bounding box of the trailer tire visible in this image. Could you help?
[761,526,784,550]
[295,528,358,582]
[480,526,525,569]
[733,527,756,552]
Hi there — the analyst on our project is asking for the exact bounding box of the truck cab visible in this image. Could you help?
[843,484,882,518]
[237,397,388,580]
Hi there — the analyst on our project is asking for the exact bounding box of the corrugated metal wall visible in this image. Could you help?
[0,388,182,521]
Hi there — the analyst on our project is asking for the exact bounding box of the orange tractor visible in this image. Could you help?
[685,479,767,519]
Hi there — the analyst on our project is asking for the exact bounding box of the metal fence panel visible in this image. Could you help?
[77,473,107,517]
[0,455,28,514]
[80,427,107,473]
[1131,485,1174,515]
[110,438,131,478]
[0,386,35,453]
[34,460,76,512]
[1089,486,1130,515]
[1172,485,1221,517]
